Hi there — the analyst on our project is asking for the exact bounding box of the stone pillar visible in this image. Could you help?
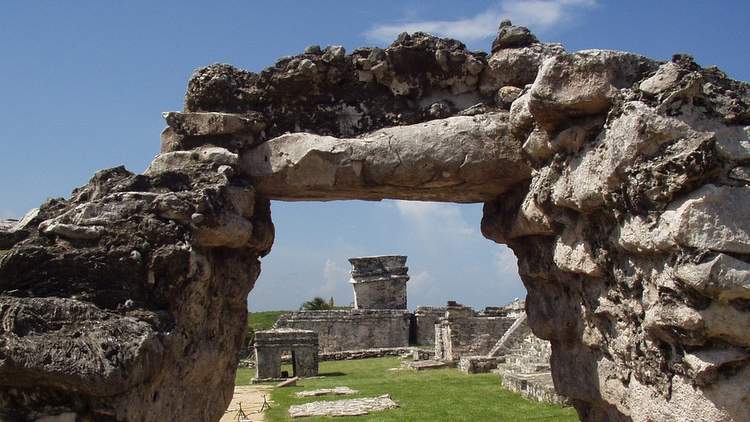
[348,255,409,309]
[255,347,281,380]
[293,346,319,377]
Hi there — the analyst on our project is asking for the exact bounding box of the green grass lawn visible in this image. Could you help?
[235,357,578,422]
[248,310,288,331]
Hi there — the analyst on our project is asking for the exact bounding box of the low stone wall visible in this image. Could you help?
[435,315,515,361]
[274,309,411,353]
[320,347,434,361]
[499,371,567,405]
[458,356,498,374]
[413,306,446,345]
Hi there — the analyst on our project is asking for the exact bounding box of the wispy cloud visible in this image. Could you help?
[393,201,474,237]
[364,0,597,44]
[494,249,518,277]
[322,258,350,294]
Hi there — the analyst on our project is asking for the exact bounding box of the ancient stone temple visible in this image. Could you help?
[2,19,749,422]
[275,256,412,353]
[349,255,409,309]
[253,329,318,382]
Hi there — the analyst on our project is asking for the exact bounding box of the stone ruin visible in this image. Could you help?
[253,328,318,382]
[433,301,516,361]
[1,19,749,422]
[275,255,412,353]
[349,255,409,310]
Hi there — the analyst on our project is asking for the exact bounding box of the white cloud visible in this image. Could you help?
[322,258,350,294]
[409,270,432,289]
[494,248,518,277]
[393,201,474,237]
[364,0,597,43]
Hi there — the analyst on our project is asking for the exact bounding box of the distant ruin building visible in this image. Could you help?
[349,256,409,309]
[433,302,516,361]
[253,328,319,382]
[274,255,412,353]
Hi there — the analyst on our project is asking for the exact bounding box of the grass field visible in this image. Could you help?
[248,310,289,331]
[235,357,578,422]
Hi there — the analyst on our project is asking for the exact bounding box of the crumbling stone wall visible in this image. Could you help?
[413,306,447,345]
[2,19,749,422]
[434,304,516,361]
[274,309,411,353]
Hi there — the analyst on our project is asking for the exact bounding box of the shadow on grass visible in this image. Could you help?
[317,371,346,377]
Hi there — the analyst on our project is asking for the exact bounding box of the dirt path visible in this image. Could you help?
[220,385,274,422]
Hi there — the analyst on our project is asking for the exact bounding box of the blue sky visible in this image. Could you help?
[1,1,749,311]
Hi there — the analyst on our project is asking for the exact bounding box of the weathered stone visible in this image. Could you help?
[529,51,658,131]
[654,185,750,254]
[491,20,539,52]
[288,395,398,418]
[253,329,318,382]
[295,386,358,398]
[163,111,265,137]
[479,43,565,94]
[639,61,684,95]
[349,255,409,310]
[242,113,530,203]
[274,310,411,353]
[675,254,750,301]
[458,356,498,374]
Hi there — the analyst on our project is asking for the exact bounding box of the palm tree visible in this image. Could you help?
[300,296,333,310]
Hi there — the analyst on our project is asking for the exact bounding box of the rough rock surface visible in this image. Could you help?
[0,162,273,419]
[482,50,750,421]
[2,20,750,422]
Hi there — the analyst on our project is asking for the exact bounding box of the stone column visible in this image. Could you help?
[292,346,319,377]
[254,347,281,380]
[348,255,409,309]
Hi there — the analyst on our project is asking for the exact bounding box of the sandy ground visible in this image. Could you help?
[220,385,274,422]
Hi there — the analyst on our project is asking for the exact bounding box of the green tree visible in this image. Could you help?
[300,296,333,310]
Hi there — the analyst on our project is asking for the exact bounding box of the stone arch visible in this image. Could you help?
[2,22,749,422]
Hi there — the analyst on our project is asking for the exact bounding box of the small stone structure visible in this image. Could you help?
[458,356,499,374]
[253,329,319,382]
[434,302,515,361]
[412,306,447,345]
[349,256,409,309]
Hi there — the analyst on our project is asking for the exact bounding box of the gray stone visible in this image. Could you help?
[295,386,358,397]
[162,111,265,136]
[675,254,750,301]
[242,113,530,203]
[491,20,539,52]
[288,394,398,418]
[639,62,683,95]
[349,255,409,310]
[529,51,658,131]
[253,329,318,382]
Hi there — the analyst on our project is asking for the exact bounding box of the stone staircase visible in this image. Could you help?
[489,314,567,405]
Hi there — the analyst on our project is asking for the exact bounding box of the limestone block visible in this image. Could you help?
[674,254,750,301]
[529,50,657,130]
[162,111,265,136]
[145,147,238,175]
[639,62,683,95]
[242,113,530,203]
[553,222,603,277]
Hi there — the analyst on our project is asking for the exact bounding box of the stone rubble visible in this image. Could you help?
[295,387,359,398]
[288,394,398,418]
